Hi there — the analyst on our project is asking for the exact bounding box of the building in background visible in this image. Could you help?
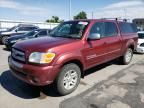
[133,18,144,31]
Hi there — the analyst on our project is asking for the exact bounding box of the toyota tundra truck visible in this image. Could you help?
[8,19,138,95]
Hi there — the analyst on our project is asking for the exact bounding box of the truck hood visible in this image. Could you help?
[13,36,79,52]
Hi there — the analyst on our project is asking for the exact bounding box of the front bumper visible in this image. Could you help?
[136,46,144,54]
[8,56,60,86]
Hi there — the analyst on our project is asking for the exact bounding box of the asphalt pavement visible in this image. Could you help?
[60,60,144,108]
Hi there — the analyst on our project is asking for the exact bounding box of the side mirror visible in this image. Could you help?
[88,33,101,40]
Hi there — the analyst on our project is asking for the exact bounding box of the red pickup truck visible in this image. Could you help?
[8,19,138,95]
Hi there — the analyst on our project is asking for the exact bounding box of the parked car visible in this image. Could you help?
[0,24,39,44]
[8,19,138,95]
[5,29,51,50]
[136,31,144,53]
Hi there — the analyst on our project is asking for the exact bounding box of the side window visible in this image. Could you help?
[37,30,47,36]
[89,22,104,37]
[131,23,138,33]
[17,27,27,31]
[119,22,136,34]
[28,27,37,31]
[17,27,37,31]
[104,22,118,37]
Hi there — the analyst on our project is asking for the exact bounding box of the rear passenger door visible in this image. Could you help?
[103,21,122,61]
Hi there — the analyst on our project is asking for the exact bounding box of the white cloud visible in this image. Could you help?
[88,0,144,20]
[0,0,47,15]
[104,1,143,10]
[0,0,68,21]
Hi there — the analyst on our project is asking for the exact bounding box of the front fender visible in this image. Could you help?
[54,52,85,69]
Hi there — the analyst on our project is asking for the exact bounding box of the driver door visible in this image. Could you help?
[83,21,109,68]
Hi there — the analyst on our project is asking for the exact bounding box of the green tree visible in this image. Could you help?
[74,11,87,19]
[46,16,63,23]
[52,16,59,23]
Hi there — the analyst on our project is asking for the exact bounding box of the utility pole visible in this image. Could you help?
[69,0,72,20]
[124,8,127,19]
[91,12,94,19]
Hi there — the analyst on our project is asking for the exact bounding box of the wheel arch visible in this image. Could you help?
[54,54,85,78]
[128,44,134,51]
[125,39,136,53]
[60,59,84,78]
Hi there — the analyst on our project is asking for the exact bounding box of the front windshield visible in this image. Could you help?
[50,21,89,39]
[138,33,144,39]
[25,30,39,36]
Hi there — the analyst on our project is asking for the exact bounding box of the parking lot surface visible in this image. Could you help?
[0,45,144,108]
[60,59,144,108]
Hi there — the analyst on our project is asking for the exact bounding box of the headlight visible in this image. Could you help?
[29,52,55,64]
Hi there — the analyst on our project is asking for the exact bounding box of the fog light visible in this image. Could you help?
[30,76,40,83]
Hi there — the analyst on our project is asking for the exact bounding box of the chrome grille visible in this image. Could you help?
[12,48,25,62]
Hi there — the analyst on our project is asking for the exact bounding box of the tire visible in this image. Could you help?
[55,63,81,95]
[0,37,3,44]
[120,48,133,65]
[2,36,9,44]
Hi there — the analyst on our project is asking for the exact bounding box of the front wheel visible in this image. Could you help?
[120,48,133,65]
[2,36,9,44]
[55,63,81,95]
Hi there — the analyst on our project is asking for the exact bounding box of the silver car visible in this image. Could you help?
[0,24,39,44]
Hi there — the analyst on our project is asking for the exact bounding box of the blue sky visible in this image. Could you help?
[0,0,144,22]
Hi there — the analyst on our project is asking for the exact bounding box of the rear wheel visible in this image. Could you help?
[55,63,81,95]
[120,48,133,65]
[2,36,9,44]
